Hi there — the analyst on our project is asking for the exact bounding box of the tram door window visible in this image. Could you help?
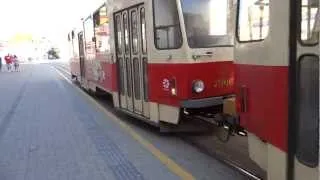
[296,0,319,170]
[78,32,86,79]
[115,13,129,109]
[115,15,126,99]
[114,4,149,116]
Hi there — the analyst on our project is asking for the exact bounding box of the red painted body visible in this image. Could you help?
[235,64,288,152]
[70,59,118,92]
[148,61,235,107]
[100,61,118,91]
[71,60,235,107]
[70,58,80,76]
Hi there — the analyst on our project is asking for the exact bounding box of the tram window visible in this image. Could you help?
[84,17,95,54]
[181,0,233,48]
[141,8,147,54]
[115,15,122,54]
[131,10,139,54]
[126,58,132,97]
[300,0,319,44]
[143,57,148,101]
[153,0,182,49]
[73,36,80,57]
[237,0,270,42]
[123,13,130,54]
[93,5,111,54]
[133,58,141,99]
[296,55,319,168]
[119,58,125,95]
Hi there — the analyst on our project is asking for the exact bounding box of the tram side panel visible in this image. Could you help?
[235,0,319,179]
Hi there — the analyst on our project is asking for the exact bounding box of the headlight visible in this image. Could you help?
[193,80,205,93]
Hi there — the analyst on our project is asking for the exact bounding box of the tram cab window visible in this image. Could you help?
[301,0,319,44]
[180,0,232,48]
[153,0,182,49]
[237,0,270,42]
[93,5,111,54]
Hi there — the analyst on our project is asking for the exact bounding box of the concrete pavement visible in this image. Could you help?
[0,64,247,180]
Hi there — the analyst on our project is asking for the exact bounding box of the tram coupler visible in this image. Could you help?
[215,97,247,142]
[219,114,247,137]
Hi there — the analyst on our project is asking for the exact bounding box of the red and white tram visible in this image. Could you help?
[235,0,319,179]
[68,0,320,179]
[68,0,237,131]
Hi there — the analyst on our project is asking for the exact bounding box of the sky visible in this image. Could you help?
[0,0,105,42]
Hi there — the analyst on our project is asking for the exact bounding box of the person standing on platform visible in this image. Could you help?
[13,55,19,72]
[4,54,11,72]
[0,57,2,72]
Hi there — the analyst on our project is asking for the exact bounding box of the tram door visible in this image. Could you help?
[114,4,149,117]
[289,0,319,179]
[78,32,86,80]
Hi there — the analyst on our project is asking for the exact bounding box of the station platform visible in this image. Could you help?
[0,64,248,180]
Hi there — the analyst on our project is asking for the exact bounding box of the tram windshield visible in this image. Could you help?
[180,0,233,48]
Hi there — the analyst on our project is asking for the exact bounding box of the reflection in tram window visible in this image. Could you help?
[140,8,147,54]
[238,0,269,41]
[131,10,138,54]
[84,17,95,56]
[115,15,122,54]
[153,0,182,49]
[123,13,130,54]
[180,0,233,48]
[93,5,111,54]
[301,0,319,44]
[73,34,80,57]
